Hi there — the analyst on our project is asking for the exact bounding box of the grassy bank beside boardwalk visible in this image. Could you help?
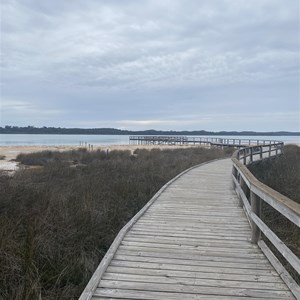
[0,147,233,300]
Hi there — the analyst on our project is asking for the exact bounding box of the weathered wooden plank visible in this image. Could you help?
[146,207,245,214]
[102,272,288,290]
[131,225,252,235]
[113,254,273,270]
[132,222,251,230]
[147,208,243,214]
[109,260,278,276]
[115,249,270,264]
[123,235,257,249]
[106,265,281,283]
[137,219,251,228]
[128,229,251,240]
[93,288,285,300]
[98,280,294,299]
[119,242,263,257]
[130,228,251,238]
[146,207,244,213]
[142,215,249,224]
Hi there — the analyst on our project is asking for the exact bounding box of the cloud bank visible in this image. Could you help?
[1,0,299,131]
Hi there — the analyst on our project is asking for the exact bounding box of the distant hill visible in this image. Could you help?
[0,126,299,136]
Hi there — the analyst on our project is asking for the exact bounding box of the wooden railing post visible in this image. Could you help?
[232,165,237,179]
[250,191,261,244]
[243,149,247,165]
[259,146,263,160]
[232,166,238,190]
[250,147,253,163]
[238,176,246,207]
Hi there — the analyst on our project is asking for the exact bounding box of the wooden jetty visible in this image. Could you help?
[129,135,282,148]
[80,140,300,300]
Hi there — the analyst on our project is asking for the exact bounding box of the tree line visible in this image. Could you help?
[1,126,299,136]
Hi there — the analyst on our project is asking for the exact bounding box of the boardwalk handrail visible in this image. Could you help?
[231,142,300,298]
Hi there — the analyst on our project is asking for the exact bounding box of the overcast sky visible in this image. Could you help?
[0,0,299,131]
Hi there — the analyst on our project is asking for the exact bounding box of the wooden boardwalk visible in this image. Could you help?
[82,158,296,300]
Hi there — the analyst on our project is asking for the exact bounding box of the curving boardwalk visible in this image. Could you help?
[83,158,296,299]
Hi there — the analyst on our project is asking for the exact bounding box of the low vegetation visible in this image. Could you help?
[0,147,233,300]
[248,144,300,283]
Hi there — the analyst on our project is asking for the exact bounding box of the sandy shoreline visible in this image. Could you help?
[0,144,203,172]
[1,142,298,173]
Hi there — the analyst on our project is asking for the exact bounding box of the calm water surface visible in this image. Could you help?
[0,134,299,146]
[0,134,130,146]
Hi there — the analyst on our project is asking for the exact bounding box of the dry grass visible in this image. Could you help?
[0,147,233,299]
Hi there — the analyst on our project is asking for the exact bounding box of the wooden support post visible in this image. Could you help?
[269,144,272,157]
[260,146,263,159]
[238,176,246,207]
[243,148,247,165]
[250,147,253,163]
[232,166,237,178]
[250,191,261,244]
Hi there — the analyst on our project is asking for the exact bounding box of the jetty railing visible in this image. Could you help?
[231,142,300,298]
[129,135,283,147]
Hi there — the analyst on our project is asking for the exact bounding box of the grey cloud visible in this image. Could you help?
[0,0,299,131]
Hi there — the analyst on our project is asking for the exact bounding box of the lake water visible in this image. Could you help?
[0,134,130,146]
[0,134,299,146]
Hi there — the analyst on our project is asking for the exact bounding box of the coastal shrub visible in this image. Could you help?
[0,147,233,299]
